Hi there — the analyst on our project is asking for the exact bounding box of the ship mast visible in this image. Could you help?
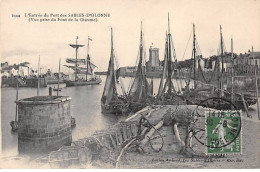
[101,27,117,105]
[69,36,84,82]
[193,24,197,89]
[37,55,40,96]
[111,28,118,95]
[231,37,234,105]
[57,58,61,96]
[139,21,146,99]
[167,12,173,94]
[15,82,18,122]
[128,21,148,99]
[220,25,224,96]
[75,36,79,82]
[86,36,90,81]
[140,21,145,88]
[157,13,177,97]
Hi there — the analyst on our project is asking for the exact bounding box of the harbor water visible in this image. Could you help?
[1,75,259,157]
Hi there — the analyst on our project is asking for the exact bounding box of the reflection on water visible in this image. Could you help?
[1,75,259,157]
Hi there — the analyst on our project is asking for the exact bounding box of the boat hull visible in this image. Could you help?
[65,78,102,87]
[185,95,257,110]
[101,101,129,114]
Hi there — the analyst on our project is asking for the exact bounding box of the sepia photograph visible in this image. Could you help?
[0,0,259,169]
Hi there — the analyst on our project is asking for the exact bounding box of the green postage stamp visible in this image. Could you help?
[205,110,242,155]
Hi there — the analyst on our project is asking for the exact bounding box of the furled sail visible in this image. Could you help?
[69,44,84,48]
[64,57,97,75]
[128,22,149,101]
[157,14,177,97]
[66,58,86,65]
[66,58,97,68]
[158,33,169,97]
[101,28,118,105]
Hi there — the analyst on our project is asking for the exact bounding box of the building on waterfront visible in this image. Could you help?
[203,53,237,73]
[18,62,30,77]
[1,61,32,77]
[1,63,19,77]
[1,62,8,68]
[177,55,206,73]
[234,51,260,74]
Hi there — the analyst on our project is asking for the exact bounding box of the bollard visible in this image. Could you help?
[49,87,52,96]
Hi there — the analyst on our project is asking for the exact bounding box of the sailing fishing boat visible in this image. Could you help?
[182,24,215,103]
[156,13,186,105]
[64,36,102,87]
[101,28,128,114]
[127,22,154,111]
[183,25,257,109]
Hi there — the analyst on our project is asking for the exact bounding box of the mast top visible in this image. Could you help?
[193,23,196,38]
[111,27,113,51]
[69,44,85,48]
[220,25,223,41]
[168,12,170,34]
[140,21,143,46]
[69,36,85,48]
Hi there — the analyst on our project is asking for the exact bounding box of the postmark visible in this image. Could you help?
[191,97,242,155]
[205,110,241,154]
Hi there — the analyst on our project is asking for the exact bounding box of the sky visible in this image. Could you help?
[0,0,260,73]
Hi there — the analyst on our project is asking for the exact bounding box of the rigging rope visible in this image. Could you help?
[114,50,127,96]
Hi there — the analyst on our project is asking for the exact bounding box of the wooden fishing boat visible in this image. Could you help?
[101,28,129,114]
[127,22,154,112]
[156,14,186,105]
[53,88,62,91]
[183,25,257,110]
[64,36,102,87]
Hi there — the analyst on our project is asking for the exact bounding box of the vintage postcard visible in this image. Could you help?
[0,0,259,169]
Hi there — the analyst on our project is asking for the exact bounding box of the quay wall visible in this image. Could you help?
[25,77,47,87]
[16,96,72,154]
[1,77,19,87]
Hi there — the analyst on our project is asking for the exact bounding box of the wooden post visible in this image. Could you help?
[256,77,260,120]
[15,82,19,122]
[241,93,250,118]
[252,46,260,119]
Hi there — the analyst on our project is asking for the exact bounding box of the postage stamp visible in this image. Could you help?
[205,110,242,155]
